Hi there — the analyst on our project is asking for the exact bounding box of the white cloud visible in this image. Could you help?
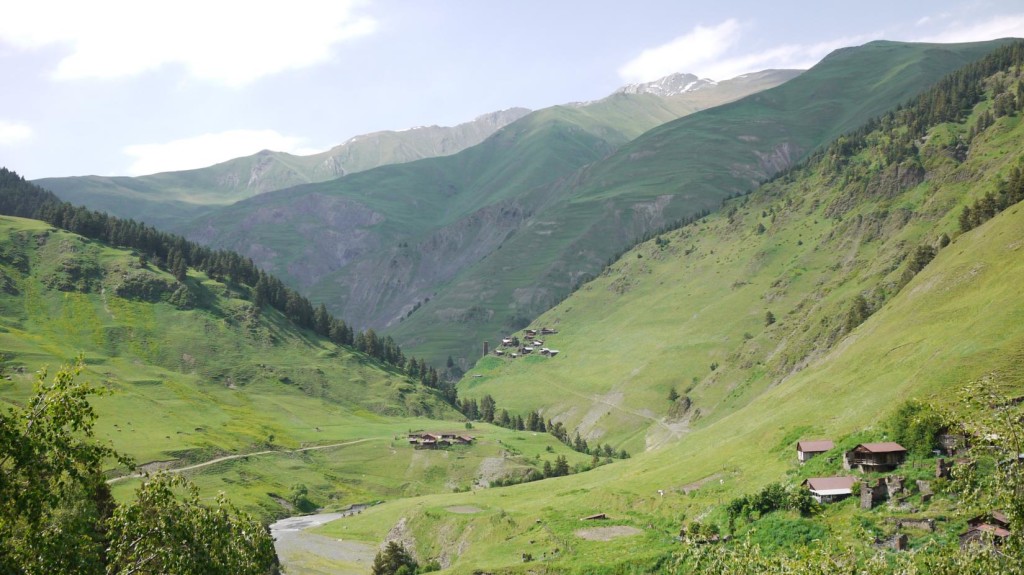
[0,1,377,86]
[915,13,1024,43]
[620,19,880,82]
[619,20,742,83]
[123,130,322,175]
[0,121,33,145]
[696,33,881,81]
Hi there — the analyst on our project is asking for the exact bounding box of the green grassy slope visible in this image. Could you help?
[386,40,1013,367]
[307,202,1024,574]
[460,58,1024,454]
[0,216,477,518]
[302,63,1024,575]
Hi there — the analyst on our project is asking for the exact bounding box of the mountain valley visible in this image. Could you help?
[2,34,1024,575]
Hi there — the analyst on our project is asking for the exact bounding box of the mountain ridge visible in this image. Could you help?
[33,107,533,228]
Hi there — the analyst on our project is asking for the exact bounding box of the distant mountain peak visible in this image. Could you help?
[615,73,716,96]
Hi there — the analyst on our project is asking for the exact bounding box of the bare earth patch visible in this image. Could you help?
[679,472,722,494]
[446,505,483,514]
[575,526,643,541]
[476,457,507,487]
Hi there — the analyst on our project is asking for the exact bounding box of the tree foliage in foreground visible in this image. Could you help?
[105,474,278,575]
[0,360,278,575]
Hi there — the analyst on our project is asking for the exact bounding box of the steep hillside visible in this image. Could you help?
[383,39,1013,366]
[461,41,1024,454]
[34,108,532,229]
[0,212,455,448]
[295,45,1024,575]
[182,71,799,341]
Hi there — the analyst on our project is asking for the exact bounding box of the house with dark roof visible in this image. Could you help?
[796,440,834,463]
[802,476,857,503]
[408,432,474,449]
[843,442,907,473]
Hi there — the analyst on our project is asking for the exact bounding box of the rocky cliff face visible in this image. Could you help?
[305,108,533,180]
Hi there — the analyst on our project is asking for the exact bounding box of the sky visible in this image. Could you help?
[1,1,1023,179]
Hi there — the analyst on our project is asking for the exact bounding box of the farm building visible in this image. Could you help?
[408,433,474,449]
[796,440,834,463]
[843,442,907,473]
[960,510,1011,548]
[802,476,857,503]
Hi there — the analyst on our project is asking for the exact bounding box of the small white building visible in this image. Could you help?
[802,476,856,503]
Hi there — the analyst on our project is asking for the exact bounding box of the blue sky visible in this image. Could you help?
[1,0,1023,179]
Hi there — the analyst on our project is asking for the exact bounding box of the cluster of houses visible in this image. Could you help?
[407,432,475,449]
[490,327,560,359]
[797,441,909,503]
[795,438,1011,548]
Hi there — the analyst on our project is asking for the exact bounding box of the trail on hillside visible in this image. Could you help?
[107,437,381,484]
[544,379,684,450]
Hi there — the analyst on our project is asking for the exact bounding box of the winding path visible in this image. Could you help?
[543,379,685,449]
[107,437,381,484]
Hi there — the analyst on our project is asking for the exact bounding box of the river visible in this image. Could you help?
[270,505,376,574]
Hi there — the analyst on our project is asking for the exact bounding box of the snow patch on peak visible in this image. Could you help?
[614,72,717,97]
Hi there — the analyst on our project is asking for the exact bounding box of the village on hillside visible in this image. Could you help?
[678,432,1011,551]
[406,432,475,449]
[487,327,560,360]
[784,435,1008,550]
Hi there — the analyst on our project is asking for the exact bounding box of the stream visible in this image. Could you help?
[270,505,375,574]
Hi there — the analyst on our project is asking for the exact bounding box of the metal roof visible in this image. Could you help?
[804,476,856,491]
[797,440,834,452]
[854,442,907,453]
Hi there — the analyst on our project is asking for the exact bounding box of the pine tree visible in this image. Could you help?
[479,395,496,422]
[554,455,570,477]
[313,304,331,337]
[370,541,418,575]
